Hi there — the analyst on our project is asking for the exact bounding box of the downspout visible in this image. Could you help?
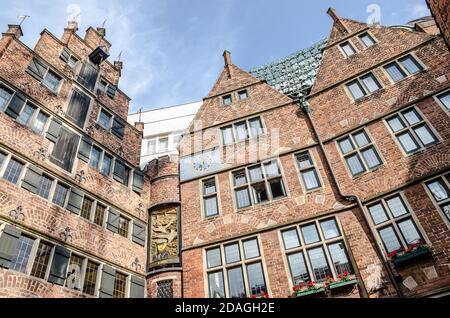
[296,95,403,298]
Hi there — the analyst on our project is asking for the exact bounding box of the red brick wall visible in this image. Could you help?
[427,0,450,48]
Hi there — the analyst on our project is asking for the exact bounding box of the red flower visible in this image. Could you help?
[338,274,343,279]
[343,272,349,277]
[293,286,300,292]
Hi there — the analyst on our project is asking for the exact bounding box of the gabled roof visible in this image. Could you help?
[249,39,327,96]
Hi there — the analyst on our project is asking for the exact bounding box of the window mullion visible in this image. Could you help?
[26,237,40,275]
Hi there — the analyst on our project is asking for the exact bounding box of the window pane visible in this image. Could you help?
[426,180,449,202]
[347,81,365,100]
[353,131,370,148]
[227,267,246,298]
[234,122,248,141]
[269,179,286,199]
[31,111,49,134]
[118,217,129,238]
[238,90,248,100]
[398,132,419,153]
[77,63,98,91]
[80,197,94,220]
[10,236,35,273]
[83,261,99,296]
[235,188,251,209]
[17,103,36,126]
[341,42,356,57]
[224,244,241,264]
[398,219,422,245]
[66,90,91,128]
[361,73,381,93]
[282,229,300,250]
[387,116,406,132]
[0,152,5,168]
[320,219,340,239]
[233,170,247,186]
[338,138,354,154]
[222,95,232,105]
[438,91,450,110]
[37,175,53,199]
[204,196,218,217]
[402,109,422,125]
[296,152,313,170]
[413,124,437,146]
[43,71,61,92]
[249,166,263,181]
[99,110,112,129]
[301,224,320,245]
[368,203,389,225]
[0,85,13,112]
[101,154,113,176]
[158,137,169,152]
[113,272,127,298]
[3,158,24,184]
[307,247,332,282]
[243,239,260,259]
[385,62,406,82]
[302,169,321,191]
[264,161,281,178]
[206,248,222,268]
[360,33,375,47]
[252,182,268,203]
[208,271,225,298]
[203,179,216,195]
[386,196,408,218]
[146,139,156,155]
[90,146,101,170]
[52,183,69,207]
[249,118,264,137]
[221,126,234,145]
[51,128,80,172]
[346,154,365,176]
[361,147,382,169]
[94,204,106,226]
[287,252,310,285]
[399,55,422,74]
[66,254,84,291]
[379,226,402,253]
[30,242,53,279]
[441,203,450,222]
[328,242,353,275]
[246,262,267,297]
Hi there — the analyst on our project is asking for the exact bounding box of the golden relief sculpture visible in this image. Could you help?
[150,206,179,266]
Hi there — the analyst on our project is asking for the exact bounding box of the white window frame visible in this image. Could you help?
[423,173,450,230]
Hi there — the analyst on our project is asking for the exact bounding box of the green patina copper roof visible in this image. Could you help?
[250,38,327,96]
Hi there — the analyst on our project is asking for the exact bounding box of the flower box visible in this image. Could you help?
[294,288,325,298]
[393,245,431,266]
[329,278,358,290]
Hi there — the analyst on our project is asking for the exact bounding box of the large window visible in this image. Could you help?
[232,160,286,209]
[27,58,62,93]
[113,272,128,298]
[83,261,99,296]
[386,107,438,154]
[203,178,219,217]
[384,54,423,83]
[282,217,353,285]
[338,129,382,177]
[30,241,53,279]
[367,194,424,255]
[346,72,382,101]
[295,151,321,191]
[425,173,450,223]
[66,89,91,128]
[50,127,80,172]
[10,235,35,273]
[206,238,267,298]
[2,157,24,185]
[77,63,99,91]
[0,84,13,112]
[221,117,264,145]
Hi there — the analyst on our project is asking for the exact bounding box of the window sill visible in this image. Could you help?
[40,83,59,96]
[235,196,289,213]
[350,164,385,180]
[353,88,386,104]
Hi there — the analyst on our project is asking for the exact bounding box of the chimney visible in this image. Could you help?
[327,7,350,34]
[97,27,106,37]
[67,20,79,32]
[61,21,78,43]
[2,24,23,40]
[114,60,123,76]
[223,50,233,78]
[134,122,144,134]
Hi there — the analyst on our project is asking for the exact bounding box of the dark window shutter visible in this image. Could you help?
[66,89,91,128]
[21,165,43,194]
[5,92,26,119]
[67,188,84,214]
[106,85,117,99]
[107,209,120,233]
[0,225,21,269]
[77,63,99,91]
[130,276,145,298]
[77,138,93,163]
[132,220,146,246]
[27,58,48,81]
[46,119,62,143]
[113,160,125,183]
[132,171,144,193]
[48,245,71,286]
[112,118,125,138]
[60,48,70,63]
[99,265,116,298]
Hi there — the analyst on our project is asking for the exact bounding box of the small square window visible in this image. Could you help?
[340,42,356,57]
[437,91,450,111]
[42,70,62,92]
[52,182,69,207]
[238,90,248,100]
[98,109,112,130]
[222,94,232,106]
[359,32,375,48]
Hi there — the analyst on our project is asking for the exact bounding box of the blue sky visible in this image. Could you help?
[0,0,431,113]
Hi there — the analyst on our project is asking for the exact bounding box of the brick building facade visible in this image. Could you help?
[427,0,450,48]
[0,6,449,299]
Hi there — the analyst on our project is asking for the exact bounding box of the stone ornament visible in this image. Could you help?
[150,206,179,268]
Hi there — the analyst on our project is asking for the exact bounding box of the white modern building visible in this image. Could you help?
[128,101,202,167]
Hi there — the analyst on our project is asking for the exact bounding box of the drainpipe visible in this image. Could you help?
[295,95,403,298]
